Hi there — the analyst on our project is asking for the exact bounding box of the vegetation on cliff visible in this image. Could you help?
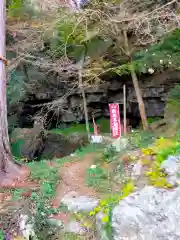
[6,0,180,131]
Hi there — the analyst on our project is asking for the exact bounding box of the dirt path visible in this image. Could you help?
[52,152,101,208]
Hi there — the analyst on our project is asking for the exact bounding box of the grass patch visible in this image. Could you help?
[59,232,94,240]
[128,130,155,149]
[85,146,122,194]
[75,143,104,157]
[50,117,110,136]
[28,160,58,181]
[86,164,111,193]
[50,124,93,135]
[147,117,162,124]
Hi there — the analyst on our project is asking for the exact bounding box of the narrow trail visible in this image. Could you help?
[52,152,101,209]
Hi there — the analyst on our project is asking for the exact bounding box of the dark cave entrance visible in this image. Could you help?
[18,96,164,133]
[18,99,143,132]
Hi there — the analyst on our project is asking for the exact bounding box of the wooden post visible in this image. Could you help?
[123,84,127,135]
[78,58,90,141]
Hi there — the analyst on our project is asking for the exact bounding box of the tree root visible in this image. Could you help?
[0,161,30,188]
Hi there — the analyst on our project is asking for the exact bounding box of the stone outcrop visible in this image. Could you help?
[10,128,45,160]
[112,186,180,240]
[41,132,88,159]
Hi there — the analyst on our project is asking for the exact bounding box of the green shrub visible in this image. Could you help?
[167,85,180,121]
[128,130,154,149]
[147,117,161,124]
[102,145,117,163]
[86,164,109,190]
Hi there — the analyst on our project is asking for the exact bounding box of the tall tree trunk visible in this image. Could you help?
[0,0,13,169]
[130,65,149,130]
[123,30,149,131]
[79,57,90,140]
[0,0,29,187]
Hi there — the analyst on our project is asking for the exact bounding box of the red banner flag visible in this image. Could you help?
[109,103,121,138]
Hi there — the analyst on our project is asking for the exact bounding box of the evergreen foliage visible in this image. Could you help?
[113,29,180,76]
[133,29,180,73]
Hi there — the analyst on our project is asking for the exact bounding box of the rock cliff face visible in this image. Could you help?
[8,64,180,128]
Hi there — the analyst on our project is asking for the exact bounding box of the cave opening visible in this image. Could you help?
[18,98,164,134]
[18,100,142,132]
[47,103,142,134]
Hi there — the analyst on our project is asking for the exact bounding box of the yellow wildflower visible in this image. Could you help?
[89,211,96,217]
[103,208,109,214]
[100,200,107,207]
[102,215,109,223]
[82,222,92,228]
[94,206,101,213]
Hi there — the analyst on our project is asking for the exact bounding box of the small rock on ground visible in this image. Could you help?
[64,221,87,235]
[48,218,87,235]
[111,137,129,152]
[61,191,99,213]
[161,155,180,186]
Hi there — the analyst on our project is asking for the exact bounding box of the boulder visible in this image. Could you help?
[61,192,99,213]
[112,186,180,240]
[131,160,143,180]
[161,155,180,186]
[67,132,89,147]
[11,128,88,160]
[10,128,45,160]
[161,155,180,176]
[41,132,87,159]
[19,214,37,240]
[64,221,87,235]
[48,218,87,235]
[96,212,109,240]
